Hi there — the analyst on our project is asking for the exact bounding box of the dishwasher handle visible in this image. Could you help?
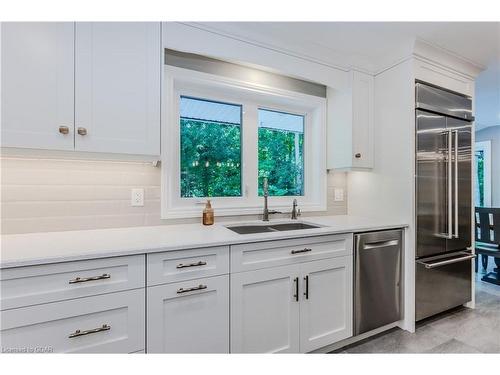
[362,239,400,250]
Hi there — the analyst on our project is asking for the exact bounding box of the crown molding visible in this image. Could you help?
[411,38,485,79]
[171,23,486,81]
[181,22,373,74]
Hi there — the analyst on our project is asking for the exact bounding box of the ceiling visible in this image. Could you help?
[193,22,500,129]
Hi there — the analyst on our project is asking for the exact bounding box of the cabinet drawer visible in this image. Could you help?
[147,246,229,286]
[147,275,229,353]
[231,234,353,273]
[0,289,145,353]
[0,255,145,310]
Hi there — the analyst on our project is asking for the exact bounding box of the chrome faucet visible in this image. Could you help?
[262,177,280,221]
[291,199,301,220]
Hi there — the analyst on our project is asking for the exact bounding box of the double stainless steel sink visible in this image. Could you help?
[226,222,320,235]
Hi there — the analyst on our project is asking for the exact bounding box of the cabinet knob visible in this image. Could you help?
[77,127,87,136]
[355,153,362,159]
[58,126,70,135]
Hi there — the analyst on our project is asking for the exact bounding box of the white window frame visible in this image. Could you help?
[161,66,327,219]
[475,140,492,207]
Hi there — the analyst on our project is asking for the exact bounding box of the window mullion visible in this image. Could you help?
[242,103,259,205]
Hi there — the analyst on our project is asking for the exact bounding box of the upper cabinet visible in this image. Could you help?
[1,22,161,156]
[74,23,161,155]
[327,70,374,170]
[1,22,75,150]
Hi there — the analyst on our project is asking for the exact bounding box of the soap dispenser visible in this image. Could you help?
[202,200,214,225]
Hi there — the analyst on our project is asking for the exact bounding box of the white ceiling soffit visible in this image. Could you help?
[190,22,498,75]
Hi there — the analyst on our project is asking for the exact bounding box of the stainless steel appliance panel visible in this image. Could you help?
[354,230,403,335]
[416,82,474,121]
[416,110,449,258]
[415,251,473,321]
[414,81,474,322]
[447,118,472,253]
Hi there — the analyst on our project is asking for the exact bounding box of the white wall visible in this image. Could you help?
[0,157,347,234]
[476,125,500,207]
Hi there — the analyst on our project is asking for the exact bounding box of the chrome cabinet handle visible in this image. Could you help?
[453,130,459,239]
[77,127,87,136]
[177,284,207,294]
[69,273,110,284]
[293,277,299,302]
[58,125,70,134]
[69,324,110,338]
[291,248,312,255]
[176,261,207,269]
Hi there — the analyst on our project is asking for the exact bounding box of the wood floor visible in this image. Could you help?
[340,264,500,354]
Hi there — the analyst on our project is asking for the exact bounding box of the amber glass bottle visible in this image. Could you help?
[202,200,214,225]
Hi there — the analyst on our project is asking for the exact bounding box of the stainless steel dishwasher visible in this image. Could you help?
[354,229,403,335]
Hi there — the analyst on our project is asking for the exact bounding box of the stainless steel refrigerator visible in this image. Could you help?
[415,82,475,321]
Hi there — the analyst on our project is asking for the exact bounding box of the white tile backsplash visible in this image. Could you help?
[0,157,347,234]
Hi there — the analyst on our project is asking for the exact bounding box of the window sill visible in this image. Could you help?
[161,203,327,220]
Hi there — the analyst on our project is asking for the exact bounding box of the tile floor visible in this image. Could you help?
[339,260,500,353]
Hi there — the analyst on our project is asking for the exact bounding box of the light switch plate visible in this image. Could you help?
[131,188,144,207]
[334,188,344,202]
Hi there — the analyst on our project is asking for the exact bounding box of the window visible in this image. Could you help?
[162,66,327,219]
[475,141,492,207]
[180,96,242,198]
[258,109,304,196]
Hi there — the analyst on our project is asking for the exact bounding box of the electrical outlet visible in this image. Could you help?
[131,188,144,207]
[334,188,344,202]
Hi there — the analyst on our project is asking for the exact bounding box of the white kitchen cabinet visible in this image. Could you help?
[231,233,352,273]
[0,255,145,310]
[74,22,161,155]
[327,70,374,170]
[1,22,161,156]
[147,275,229,353]
[147,246,229,286]
[0,289,145,353]
[1,22,75,150]
[299,257,352,352]
[231,256,353,353]
[230,264,301,353]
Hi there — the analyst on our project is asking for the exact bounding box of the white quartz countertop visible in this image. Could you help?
[0,215,407,268]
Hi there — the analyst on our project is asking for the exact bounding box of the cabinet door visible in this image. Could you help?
[75,22,161,155]
[147,275,229,353]
[1,22,74,150]
[299,257,353,352]
[351,71,373,169]
[231,264,300,353]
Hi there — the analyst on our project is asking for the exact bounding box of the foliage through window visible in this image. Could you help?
[475,150,484,207]
[258,109,304,196]
[180,96,242,198]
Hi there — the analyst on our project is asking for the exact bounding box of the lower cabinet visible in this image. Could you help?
[147,274,229,353]
[230,264,301,353]
[230,256,352,353]
[0,289,145,353]
[299,257,353,352]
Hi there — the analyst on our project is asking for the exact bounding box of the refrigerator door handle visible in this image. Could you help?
[453,130,459,238]
[416,253,475,269]
[447,130,453,239]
